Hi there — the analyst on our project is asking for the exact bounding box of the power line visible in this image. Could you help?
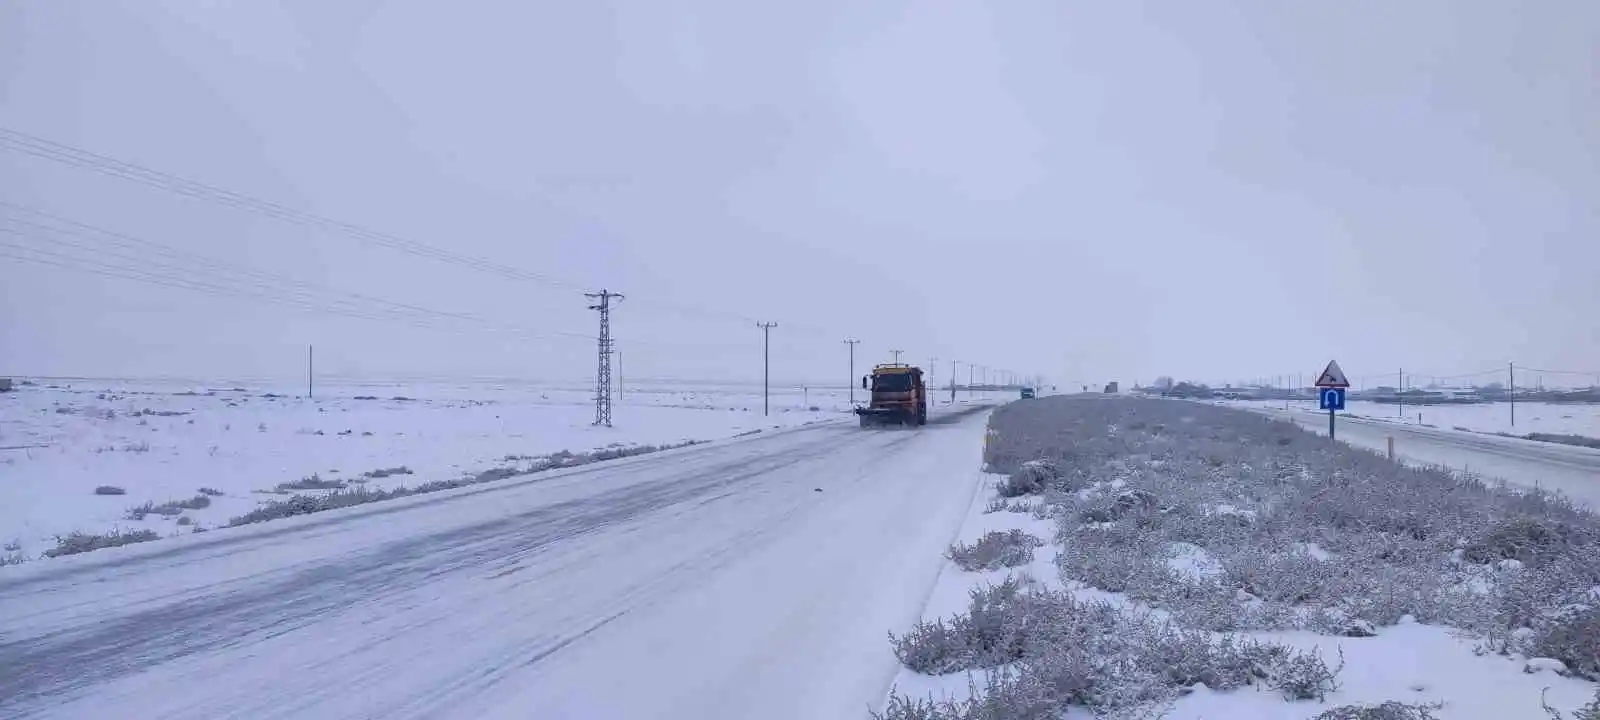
[0,128,586,290]
[0,129,1020,373]
[0,127,843,337]
[0,204,579,336]
[0,216,596,343]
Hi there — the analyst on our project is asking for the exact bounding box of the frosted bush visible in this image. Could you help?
[885,578,1331,716]
[948,530,1045,572]
[914,396,1600,715]
[1314,701,1443,720]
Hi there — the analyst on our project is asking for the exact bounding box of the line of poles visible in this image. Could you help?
[580,292,1037,424]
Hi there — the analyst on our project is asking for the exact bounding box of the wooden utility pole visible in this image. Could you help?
[1509,362,1516,427]
[758,322,777,416]
[844,339,860,405]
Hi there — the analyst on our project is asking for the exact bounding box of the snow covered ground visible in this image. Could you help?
[1228,398,1600,440]
[1227,400,1600,511]
[2,378,944,561]
[0,403,997,719]
[877,396,1600,719]
[883,474,1600,719]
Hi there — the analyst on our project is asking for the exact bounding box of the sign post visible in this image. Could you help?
[1314,360,1350,440]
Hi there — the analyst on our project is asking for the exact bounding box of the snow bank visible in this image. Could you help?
[1228,398,1600,442]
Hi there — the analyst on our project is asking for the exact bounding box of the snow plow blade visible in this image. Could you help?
[854,407,920,427]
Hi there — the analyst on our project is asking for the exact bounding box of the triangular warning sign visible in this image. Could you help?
[1314,360,1350,388]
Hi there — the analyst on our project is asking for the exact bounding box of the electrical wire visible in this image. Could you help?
[0,127,841,337]
[0,203,604,339]
[0,222,596,343]
[0,128,1018,373]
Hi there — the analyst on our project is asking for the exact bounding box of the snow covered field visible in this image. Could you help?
[877,396,1600,719]
[1219,399,1600,511]
[0,377,897,561]
[1228,398,1600,441]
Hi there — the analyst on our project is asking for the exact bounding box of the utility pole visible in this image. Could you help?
[307,344,314,399]
[950,359,958,403]
[1398,368,1404,420]
[890,349,903,365]
[844,338,860,405]
[968,364,974,398]
[929,356,938,400]
[586,289,624,427]
[1509,362,1516,427]
[758,322,777,416]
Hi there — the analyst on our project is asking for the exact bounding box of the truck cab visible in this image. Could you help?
[855,364,927,427]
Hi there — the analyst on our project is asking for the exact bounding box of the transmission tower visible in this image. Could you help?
[587,289,624,426]
[890,349,903,365]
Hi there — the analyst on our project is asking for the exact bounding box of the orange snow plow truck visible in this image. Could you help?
[855,364,928,427]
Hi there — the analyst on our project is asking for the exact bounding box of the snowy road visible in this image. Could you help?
[0,407,993,719]
[1256,404,1600,508]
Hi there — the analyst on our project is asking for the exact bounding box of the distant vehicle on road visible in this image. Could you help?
[1019,387,1036,399]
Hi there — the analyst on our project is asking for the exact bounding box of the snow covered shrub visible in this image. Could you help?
[43,529,160,557]
[1543,687,1600,720]
[997,461,1056,498]
[1527,604,1600,681]
[125,501,182,520]
[1113,614,1287,692]
[1056,521,1170,600]
[885,575,1323,716]
[3,540,25,565]
[127,494,212,520]
[275,473,346,491]
[890,578,1037,674]
[1313,701,1443,720]
[1220,543,1338,605]
[874,670,1054,720]
[1463,515,1596,568]
[948,530,1045,572]
[1264,645,1344,701]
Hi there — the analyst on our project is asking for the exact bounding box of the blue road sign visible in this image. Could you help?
[1319,387,1346,411]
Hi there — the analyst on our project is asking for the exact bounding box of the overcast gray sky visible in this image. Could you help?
[2,1,1595,388]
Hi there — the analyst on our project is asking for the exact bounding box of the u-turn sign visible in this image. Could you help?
[1319,387,1346,411]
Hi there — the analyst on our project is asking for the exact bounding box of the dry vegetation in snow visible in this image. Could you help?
[881,396,1600,719]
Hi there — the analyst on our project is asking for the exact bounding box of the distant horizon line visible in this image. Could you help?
[2,371,1025,392]
[0,372,866,391]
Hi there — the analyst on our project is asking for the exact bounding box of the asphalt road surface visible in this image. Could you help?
[0,406,994,720]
